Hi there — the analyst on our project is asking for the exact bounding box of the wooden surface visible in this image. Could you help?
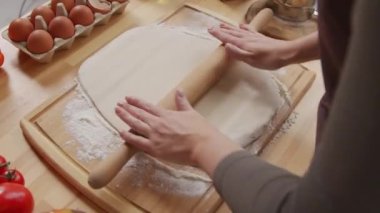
[20,64,314,212]
[0,0,323,212]
[86,6,273,190]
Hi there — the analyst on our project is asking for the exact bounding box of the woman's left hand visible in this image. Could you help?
[209,23,294,70]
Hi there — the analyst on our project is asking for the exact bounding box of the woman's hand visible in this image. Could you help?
[209,23,320,69]
[208,23,294,69]
[115,90,241,173]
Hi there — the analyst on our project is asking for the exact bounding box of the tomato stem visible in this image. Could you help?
[2,170,16,181]
[0,162,10,169]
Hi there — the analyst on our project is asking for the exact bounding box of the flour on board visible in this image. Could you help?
[115,152,211,197]
[62,85,210,196]
[62,85,123,162]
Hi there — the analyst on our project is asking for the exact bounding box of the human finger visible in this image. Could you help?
[225,43,251,62]
[117,100,128,110]
[175,89,193,111]
[125,96,164,116]
[220,23,256,37]
[218,28,248,38]
[239,24,253,31]
[208,27,245,48]
[120,130,151,153]
[219,23,239,31]
[124,103,160,127]
[115,106,151,136]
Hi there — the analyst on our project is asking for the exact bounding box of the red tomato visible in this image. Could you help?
[0,50,4,67]
[0,183,34,213]
[0,155,9,174]
[0,169,25,185]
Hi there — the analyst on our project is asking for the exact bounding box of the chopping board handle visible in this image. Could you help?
[87,8,274,189]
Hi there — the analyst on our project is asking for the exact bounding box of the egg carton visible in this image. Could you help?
[1,1,129,63]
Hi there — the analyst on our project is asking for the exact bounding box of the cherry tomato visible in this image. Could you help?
[0,169,25,185]
[0,155,9,174]
[0,183,34,213]
[0,50,4,67]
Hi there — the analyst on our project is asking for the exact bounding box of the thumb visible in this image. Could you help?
[175,89,192,111]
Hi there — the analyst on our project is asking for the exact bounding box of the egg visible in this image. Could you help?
[51,0,75,13]
[30,6,55,25]
[26,30,54,54]
[87,0,112,14]
[69,5,94,26]
[8,18,34,42]
[48,16,75,39]
[107,0,128,3]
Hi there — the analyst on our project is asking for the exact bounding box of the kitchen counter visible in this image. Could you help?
[0,1,323,212]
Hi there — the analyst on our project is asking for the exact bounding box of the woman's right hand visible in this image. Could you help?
[115,90,242,176]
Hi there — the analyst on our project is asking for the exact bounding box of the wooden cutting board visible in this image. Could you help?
[20,2,316,213]
[21,63,314,213]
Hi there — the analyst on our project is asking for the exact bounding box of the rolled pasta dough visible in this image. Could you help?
[78,25,285,148]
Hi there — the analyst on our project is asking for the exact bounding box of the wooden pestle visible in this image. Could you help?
[87,8,274,189]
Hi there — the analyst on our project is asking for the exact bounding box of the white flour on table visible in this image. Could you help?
[62,85,210,196]
[116,152,211,197]
[62,86,123,162]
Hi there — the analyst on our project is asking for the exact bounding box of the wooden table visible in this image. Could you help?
[0,0,323,212]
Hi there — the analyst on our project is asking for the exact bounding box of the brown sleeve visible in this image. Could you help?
[213,1,380,213]
[213,151,300,212]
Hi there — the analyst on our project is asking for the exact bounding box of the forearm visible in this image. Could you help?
[192,134,242,177]
[191,133,301,212]
[281,31,320,66]
[213,151,300,213]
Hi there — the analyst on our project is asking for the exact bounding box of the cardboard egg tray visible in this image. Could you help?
[1,1,129,63]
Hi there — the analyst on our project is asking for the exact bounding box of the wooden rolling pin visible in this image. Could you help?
[88,8,274,189]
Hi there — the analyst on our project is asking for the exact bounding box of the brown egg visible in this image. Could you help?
[30,6,55,25]
[69,5,94,26]
[26,30,54,54]
[8,18,34,42]
[48,16,75,39]
[51,0,75,13]
[87,0,112,14]
[107,0,128,3]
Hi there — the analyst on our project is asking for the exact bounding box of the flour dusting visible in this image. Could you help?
[273,111,299,141]
[259,111,300,155]
[119,152,210,197]
[62,86,210,196]
[62,87,123,162]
